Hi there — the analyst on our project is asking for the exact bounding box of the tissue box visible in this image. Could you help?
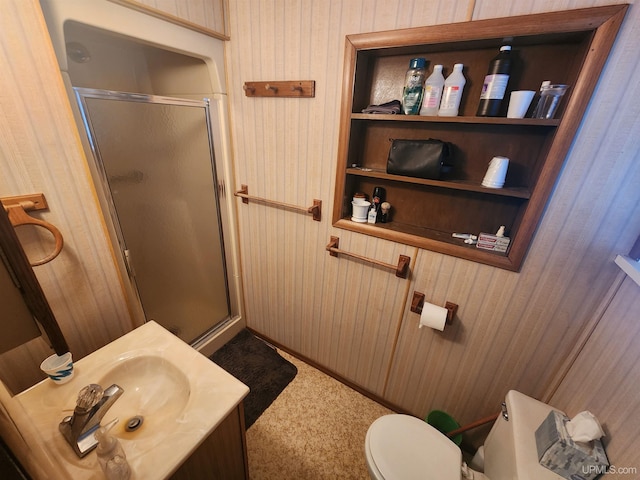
[535,411,609,480]
[476,233,510,253]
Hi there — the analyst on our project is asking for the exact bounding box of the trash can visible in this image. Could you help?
[426,410,462,446]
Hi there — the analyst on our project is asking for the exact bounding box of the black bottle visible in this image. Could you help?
[476,46,512,117]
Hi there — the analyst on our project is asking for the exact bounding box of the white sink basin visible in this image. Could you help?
[98,355,190,441]
[15,321,249,480]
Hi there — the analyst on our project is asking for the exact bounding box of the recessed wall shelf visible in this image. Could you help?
[331,5,628,271]
[346,167,532,199]
[350,113,560,126]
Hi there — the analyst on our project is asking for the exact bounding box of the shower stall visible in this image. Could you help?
[75,89,230,343]
[39,0,244,349]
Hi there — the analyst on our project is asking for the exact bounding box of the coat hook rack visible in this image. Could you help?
[243,80,315,98]
[410,291,457,324]
[1,193,64,266]
[326,236,410,278]
[234,185,321,221]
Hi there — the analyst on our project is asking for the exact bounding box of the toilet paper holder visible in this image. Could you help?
[410,292,457,324]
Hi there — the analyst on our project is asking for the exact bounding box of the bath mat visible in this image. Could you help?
[210,329,297,429]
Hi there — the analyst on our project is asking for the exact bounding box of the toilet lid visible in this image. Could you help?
[368,414,461,480]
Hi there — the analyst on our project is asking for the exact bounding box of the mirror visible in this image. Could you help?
[0,249,41,354]
[0,204,68,392]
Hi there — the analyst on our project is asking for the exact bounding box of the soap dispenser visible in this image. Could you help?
[95,426,131,480]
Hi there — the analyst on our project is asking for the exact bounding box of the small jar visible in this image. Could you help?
[353,192,367,204]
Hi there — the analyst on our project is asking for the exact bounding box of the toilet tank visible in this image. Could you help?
[483,390,565,480]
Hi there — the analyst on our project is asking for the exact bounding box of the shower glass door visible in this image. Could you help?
[75,88,230,343]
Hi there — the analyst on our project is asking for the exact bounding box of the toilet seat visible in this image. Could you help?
[365,414,462,480]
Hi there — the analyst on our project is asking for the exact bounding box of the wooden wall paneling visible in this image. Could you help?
[107,0,228,39]
[0,0,132,392]
[0,0,633,471]
[225,0,473,397]
[383,0,639,437]
[316,235,415,394]
[384,245,595,422]
[550,276,640,476]
[229,0,639,446]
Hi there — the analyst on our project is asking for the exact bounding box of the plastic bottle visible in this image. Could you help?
[438,64,466,117]
[419,64,445,116]
[530,80,551,118]
[402,58,426,115]
[476,46,512,116]
[372,186,386,222]
[367,204,377,224]
[95,426,131,480]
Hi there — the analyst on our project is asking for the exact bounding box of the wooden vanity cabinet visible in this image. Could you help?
[332,5,628,271]
[171,404,248,479]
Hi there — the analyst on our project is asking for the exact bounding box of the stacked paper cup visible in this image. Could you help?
[351,200,371,223]
[482,156,509,188]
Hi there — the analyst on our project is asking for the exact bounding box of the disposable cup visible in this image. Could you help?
[40,352,74,384]
[351,200,370,223]
[482,156,509,188]
[507,90,535,118]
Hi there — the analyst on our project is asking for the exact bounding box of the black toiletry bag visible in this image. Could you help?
[386,138,453,180]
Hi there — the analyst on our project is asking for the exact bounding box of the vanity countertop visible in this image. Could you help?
[16,321,249,480]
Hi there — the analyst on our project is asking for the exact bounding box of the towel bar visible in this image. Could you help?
[326,236,410,278]
[234,185,321,221]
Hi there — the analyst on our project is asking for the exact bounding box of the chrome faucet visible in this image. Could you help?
[59,383,124,457]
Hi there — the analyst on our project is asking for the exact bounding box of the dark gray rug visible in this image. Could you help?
[210,329,297,429]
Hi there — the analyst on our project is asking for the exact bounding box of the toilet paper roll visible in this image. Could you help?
[418,302,448,331]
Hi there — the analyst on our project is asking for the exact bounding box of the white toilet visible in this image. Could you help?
[365,390,565,479]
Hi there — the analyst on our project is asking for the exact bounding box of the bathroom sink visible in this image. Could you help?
[97,355,191,440]
[15,321,249,479]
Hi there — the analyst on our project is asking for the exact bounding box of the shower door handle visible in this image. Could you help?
[123,249,136,277]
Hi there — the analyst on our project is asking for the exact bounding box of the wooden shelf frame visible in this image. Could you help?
[346,167,532,199]
[332,5,628,271]
[350,113,560,126]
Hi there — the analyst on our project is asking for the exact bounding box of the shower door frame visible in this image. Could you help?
[74,87,238,345]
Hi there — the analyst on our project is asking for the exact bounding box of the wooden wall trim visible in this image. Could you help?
[107,0,229,40]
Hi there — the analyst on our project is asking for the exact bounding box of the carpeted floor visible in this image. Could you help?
[246,350,394,479]
[210,330,298,428]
